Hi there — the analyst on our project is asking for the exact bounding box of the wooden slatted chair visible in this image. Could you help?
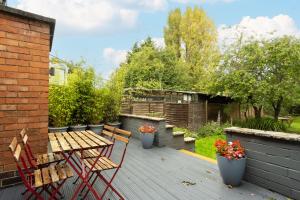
[81,128,131,200]
[9,137,73,200]
[19,128,64,168]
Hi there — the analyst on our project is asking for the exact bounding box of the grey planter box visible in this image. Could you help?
[48,126,68,133]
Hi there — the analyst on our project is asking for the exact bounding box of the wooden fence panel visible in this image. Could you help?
[188,102,206,130]
[165,103,189,127]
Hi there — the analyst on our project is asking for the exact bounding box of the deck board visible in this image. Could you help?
[0,138,286,200]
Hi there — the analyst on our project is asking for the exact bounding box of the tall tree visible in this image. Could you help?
[164,8,182,58]
[163,7,220,92]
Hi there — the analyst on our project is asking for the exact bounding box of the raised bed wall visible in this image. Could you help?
[225,127,300,200]
[119,114,168,147]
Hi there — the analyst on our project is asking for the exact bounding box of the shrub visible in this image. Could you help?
[49,85,75,127]
[197,122,230,138]
[236,117,287,132]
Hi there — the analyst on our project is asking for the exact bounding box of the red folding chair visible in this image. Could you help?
[19,128,64,169]
[80,128,131,199]
[9,137,73,200]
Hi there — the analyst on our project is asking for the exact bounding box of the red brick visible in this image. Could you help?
[29,86,48,92]
[18,91,41,97]
[39,80,49,86]
[6,72,29,79]
[0,105,16,110]
[0,57,4,64]
[0,52,18,59]
[17,79,39,86]
[39,104,48,110]
[0,117,18,124]
[6,45,30,54]
[0,44,7,51]
[0,85,7,91]
[0,31,5,37]
[6,98,28,104]
[29,24,50,34]
[0,65,18,72]
[18,116,40,123]
[0,38,19,46]
[17,104,39,111]
[4,123,18,131]
[0,91,17,97]
[30,73,48,80]
[5,58,29,66]
[18,66,30,73]
[0,78,17,85]
[30,61,49,68]
[30,49,49,56]
[7,85,28,92]
[18,54,32,61]
[0,98,5,103]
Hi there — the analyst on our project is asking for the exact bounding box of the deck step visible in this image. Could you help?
[165,124,175,129]
[184,137,196,152]
[173,131,184,137]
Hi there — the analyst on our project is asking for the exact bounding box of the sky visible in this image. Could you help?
[7,0,300,78]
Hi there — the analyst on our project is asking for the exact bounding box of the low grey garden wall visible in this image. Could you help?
[225,127,300,200]
[119,114,168,147]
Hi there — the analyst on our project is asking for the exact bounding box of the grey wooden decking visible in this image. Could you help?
[0,138,286,200]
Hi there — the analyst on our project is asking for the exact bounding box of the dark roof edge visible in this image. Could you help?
[0,5,56,51]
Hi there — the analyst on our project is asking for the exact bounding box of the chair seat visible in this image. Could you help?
[36,153,64,166]
[33,164,73,188]
[75,149,101,159]
[83,157,118,172]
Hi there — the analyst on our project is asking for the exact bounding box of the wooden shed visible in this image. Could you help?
[121,88,243,130]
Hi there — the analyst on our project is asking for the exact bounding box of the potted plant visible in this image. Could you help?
[102,88,122,128]
[215,139,246,186]
[87,90,104,134]
[48,85,73,133]
[139,124,156,149]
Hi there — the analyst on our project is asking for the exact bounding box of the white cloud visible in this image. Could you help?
[16,0,140,35]
[218,14,300,48]
[103,48,128,67]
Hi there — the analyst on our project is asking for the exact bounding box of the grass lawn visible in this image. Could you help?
[195,134,225,160]
[286,116,300,134]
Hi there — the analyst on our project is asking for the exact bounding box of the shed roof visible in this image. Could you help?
[0,5,56,50]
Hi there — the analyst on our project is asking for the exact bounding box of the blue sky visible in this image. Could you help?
[8,0,300,78]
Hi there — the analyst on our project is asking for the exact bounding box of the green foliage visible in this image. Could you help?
[236,117,287,132]
[286,116,300,134]
[49,85,75,127]
[123,38,188,90]
[174,122,230,139]
[102,67,126,122]
[216,36,300,120]
[195,134,226,159]
[197,122,230,137]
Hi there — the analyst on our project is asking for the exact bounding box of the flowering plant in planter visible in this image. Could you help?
[215,139,245,160]
[139,124,156,134]
[139,124,156,149]
[214,139,246,186]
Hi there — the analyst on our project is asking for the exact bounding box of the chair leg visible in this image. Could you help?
[98,170,125,200]
[79,172,95,196]
[81,173,98,199]
[21,188,29,195]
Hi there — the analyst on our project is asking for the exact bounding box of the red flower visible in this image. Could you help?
[139,124,156,134]
[214,139,245,160]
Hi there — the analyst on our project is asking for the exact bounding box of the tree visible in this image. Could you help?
[164,7,220,92]
[122,38,188,90]
[216,36,300,120]
[164,8,182,58]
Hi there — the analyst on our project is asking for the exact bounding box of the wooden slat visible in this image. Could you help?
[68,132,90,149]
[63,132,81,150]
[115,128,131,137]
[56,165,67,180]
[42,167,51,185]
[22,134,28,145]
[114,134,129,144]
[102,130,114,138]
[55,132,71,151]
[104,125,115,132]
[42,154,49,164]
[86,130,113,145]
[34,169,43,187]
[9,137,17,152]
[63,164,73,177]
[99,157,112,169]
[37,154,43,165]
[48,153,54,163]
[75,131,98,148]
[20,128,27,138]
[49,164,59,182]
[48,133,61,153]
[82,131,106,147]
[14,144,22,161]
[101,157,118,168]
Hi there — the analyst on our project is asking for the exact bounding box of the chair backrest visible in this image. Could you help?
[102,125,115,138]
[19,129,36,168]
[9,137,22,161]
[19,128,29,144]
[113,128,131,144]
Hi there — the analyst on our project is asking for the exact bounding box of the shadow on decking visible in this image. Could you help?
[0,138,286,200]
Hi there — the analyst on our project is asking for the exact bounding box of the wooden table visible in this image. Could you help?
[48,130,113,200]
[278,117,293,127]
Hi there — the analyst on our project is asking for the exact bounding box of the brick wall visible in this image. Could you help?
[0,9,51,186]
